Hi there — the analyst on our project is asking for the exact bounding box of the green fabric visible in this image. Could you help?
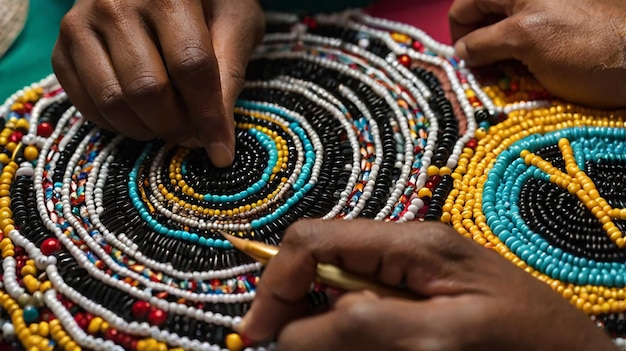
[0,0,72,101]
[261,0,373,13]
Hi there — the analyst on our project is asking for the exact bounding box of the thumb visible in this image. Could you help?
[454,16,526,66]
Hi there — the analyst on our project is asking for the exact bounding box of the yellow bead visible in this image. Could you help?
[225,333,245,351]
[87,317,103,335]
[475,128,487,139]
[65,341,81,351]
[144,338,158,350]
[39,322,50,337]
[23,146,39,162]
[0,237,12,249]
[15,119,29,131]
[39,281,52,292]
[426,165,439,176]
[22,265,37,284]
[23,275,40,293]
[6,142,17,153]
[417,187,433,199]
[136,340,147,351]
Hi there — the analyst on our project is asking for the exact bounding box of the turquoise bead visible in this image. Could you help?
[23,305,39,323]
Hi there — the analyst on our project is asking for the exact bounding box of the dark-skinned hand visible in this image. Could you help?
[52,0,265,167]
[240,219,618,351]
[449,0,626,108]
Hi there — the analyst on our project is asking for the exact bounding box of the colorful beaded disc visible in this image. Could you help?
[0,10,625,351]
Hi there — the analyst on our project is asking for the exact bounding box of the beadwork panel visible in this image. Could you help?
[0,11,625,351]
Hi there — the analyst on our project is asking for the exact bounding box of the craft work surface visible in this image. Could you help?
[0,10,625,351]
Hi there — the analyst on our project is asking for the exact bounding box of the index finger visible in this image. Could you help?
[149,1,235,167]
[448,0,515,42]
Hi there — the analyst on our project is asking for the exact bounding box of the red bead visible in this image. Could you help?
[412,41,424,52]
[147,308,168,326]
[40,238,61,256]
[398,54,411,68]
[75,312,88,330]
[37,122,54,137]
[8,131,23,143]
[119,334,133,349]
[466,138,478,149]
[429,175,442,184]
[302,16,317,30]
[418,205,430,215]
[40,309,54,322]
[131,301,151,319]
[105,328,119,341]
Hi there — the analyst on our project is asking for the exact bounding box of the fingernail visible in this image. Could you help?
[207,142,234,168]
[454,41,472,65]
[361,289,380,299]
[232,317,246,334]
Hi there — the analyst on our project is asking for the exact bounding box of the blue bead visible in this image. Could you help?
[550,266,561,279]
[23,306,39,323]
[604,273,614,287]
[545,263,556,277]
[214,239,223,249]
[615,274,624,287]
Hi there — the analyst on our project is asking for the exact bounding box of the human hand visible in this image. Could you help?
[240,219,618,351]
[449,0,626,108]
[52,0,265,167]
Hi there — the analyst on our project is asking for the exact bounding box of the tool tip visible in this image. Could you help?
[217,230,247,250]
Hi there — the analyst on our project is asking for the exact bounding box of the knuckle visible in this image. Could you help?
[122,75,168,102]
[59,11,84,37]
[282,220,317,249]
[96,83,125,115]
[515,12,545,33]
[171,45,215,78]
[51,48,69,73]
[335,301,377,337]
[94,0,126,20]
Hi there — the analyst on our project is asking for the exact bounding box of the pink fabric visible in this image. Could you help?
[367,0,455,44]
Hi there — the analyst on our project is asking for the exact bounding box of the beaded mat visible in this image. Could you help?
[1,10,625,351]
